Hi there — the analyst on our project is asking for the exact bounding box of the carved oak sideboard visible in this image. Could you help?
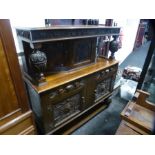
[16,26,120,134]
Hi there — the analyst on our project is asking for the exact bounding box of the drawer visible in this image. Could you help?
[47,80,85,102]
[95,64,118,82]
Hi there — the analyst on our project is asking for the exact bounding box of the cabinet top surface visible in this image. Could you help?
[27,58,118,94]
[16,25,121,31]
[16,26,121,43]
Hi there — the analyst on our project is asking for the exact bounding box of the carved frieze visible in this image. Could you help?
[16,27,121,43]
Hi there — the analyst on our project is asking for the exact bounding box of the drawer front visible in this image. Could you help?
[48,80,84,102]
[95,64,118,82]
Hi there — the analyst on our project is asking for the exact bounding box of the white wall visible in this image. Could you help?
[113,19,140,64]
[99,19,106,25]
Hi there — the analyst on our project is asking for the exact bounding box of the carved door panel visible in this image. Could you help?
[94,66,117,103]
[95,77,112,102]
[52,93,81,126]
[41,80,85,132]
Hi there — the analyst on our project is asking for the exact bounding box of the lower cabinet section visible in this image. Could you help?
[0,110,36,135]
[26,63,118,134]
[42,81,85,132]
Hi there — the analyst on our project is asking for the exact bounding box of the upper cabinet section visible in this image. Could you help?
[16,26,121,43]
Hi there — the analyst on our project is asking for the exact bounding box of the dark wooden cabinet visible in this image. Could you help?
[0,19,36,135]
[17,25,120,134]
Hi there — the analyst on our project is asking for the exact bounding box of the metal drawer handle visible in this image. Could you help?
[58,88,65,94]
[66,84,74,91]
[75,82,80,87]
[82,96,85,103]
[49,92,57,99]
[105,69,109,73]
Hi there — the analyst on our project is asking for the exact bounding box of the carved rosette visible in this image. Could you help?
[109,35,120,59]
[29,50,47,83]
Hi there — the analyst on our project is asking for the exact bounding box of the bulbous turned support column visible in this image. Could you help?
[109,35,120,60]
[29,49,47,84]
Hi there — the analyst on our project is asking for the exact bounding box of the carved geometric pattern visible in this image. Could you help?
[16,27,120,42]
[53,94,81,125]
[95,78,111,100]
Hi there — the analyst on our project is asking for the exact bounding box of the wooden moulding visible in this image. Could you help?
[121,90,155,134]
[0,109,22,126]
[0,110,36,135]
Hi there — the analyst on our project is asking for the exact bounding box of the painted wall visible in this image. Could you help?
[113,19,140,64]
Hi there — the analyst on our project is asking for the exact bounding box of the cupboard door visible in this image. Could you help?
[0,19,36,135]
[0,38,19,118]
[0,19,29,118]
